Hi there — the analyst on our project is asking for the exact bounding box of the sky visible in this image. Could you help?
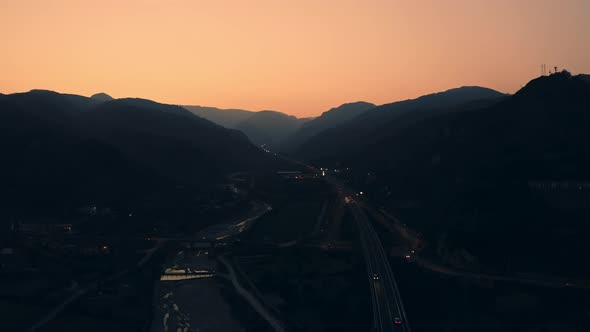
[1,0,589,117]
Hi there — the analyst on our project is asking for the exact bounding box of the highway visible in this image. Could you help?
[320,173,410,332]
[350,202,410,332]
[272,151,412,331]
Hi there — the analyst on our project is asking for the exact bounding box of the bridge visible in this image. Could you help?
[160,268,215,281]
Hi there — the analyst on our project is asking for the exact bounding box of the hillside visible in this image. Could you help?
[360,72,590,181]
[0,93,157,217]
[280,101,375,152]
[183,105,254,128]
[90,92,114,102]
[0,91,269,218]
[184,105,313,148]
[294,86,506,162]
[337,72,590,276]
[234,110,310,147]
[80,98,265,183]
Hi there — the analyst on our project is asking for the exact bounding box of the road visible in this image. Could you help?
[274,153,590,327]
[271,152,412,331]
[196,200,272,241]
[322,174,410,332]
[412,255,590,290]
[350,202,410,332]
[373,204,590,291]
[218,256,286,332]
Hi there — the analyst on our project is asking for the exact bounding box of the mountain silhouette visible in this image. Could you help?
[387,73,583,169]
[90,92,114,101]
[0,92,156,217]
[235,110,311,147]
[184,105,313,148]
[183,105,254,128]
[0,90,269,218]
[81,98,265,183]
[294,86,506,162]
[280,101,376,152]
[340,72,590,275]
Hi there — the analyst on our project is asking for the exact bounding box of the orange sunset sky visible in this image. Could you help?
[1,0,589,117]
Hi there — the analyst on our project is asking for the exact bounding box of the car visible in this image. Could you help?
[372,273,379,280]
[394,317,402,325]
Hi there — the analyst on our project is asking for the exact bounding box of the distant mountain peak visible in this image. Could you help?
[278,101,376,152]
[91,92,114,101]
[338,101,375,107]
[254,110,298,120]
[28,89,60,95]
[322,101,376,115]
[428,86,507,97]
[514,71,587,99]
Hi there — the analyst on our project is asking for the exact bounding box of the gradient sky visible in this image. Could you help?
[1,0,589,117]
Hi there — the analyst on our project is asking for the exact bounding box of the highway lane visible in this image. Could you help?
[356,205,382,330]
[322,173,409,331]
[350,199,410,332]
[364,205,410,332]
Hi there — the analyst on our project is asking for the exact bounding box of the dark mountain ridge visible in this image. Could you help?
[90,92,114,101]
[322,72,590,183]
[0,90,268,217]
[280,101,376,152]
[80,98,262,182]
[182,105,255,128]
[183,105,313,148]
[234,110,309,147]
[331,72,590,276]
[294,86,507,163]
